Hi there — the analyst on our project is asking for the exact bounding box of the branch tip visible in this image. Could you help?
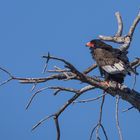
[32,115,54,131]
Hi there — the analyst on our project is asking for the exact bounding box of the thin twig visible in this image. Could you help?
[49,85,96,96]
[42,55,82,77]
[83,64,97,74]
[49,86,79,95]
[132,72,137,90]
[54,116,60,140]
[95,95,105,140]
[53,89,61,96]
[100,124,108,140]
[42,52,50,73]
[51,66,71,79]
[0,78,13,86]
[128,11,140,37]
[122,106,134,113]
[73,92,107,104]
[0,67,14,86]
[99,94,106,112]
[116,95,123,140]
[47,69,70,73]
[30,83,37,91]
[32,114,54,131]
[32,86,95,134]
[90,94,108,140]
[89,124,98,140]
[32,94,82,140]
[26,87,49,109]
[0,67,13,78]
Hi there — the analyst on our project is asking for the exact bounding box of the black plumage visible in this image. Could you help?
[86,39,136,83]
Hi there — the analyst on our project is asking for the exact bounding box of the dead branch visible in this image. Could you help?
[0,11,140,140]
[1,57,140,112]
[11,57,140,84]
[32,114,54,131]
[115,12,123,37]
[0,54,140,140]
[128,11,140,37]
[99,11,140,51]
[30,83,37,91]
[26,87,49,109]
[32,85,96,140]
[116,95,123,140]
[90,94,108,140]
[54,116,60,140]
[95,95,107,140]
[0,67,14,86]
[131,58,140,69]
[83,64,97,74]
[122,106,134,113]
[42,52,50,73]
[73,92,108,104]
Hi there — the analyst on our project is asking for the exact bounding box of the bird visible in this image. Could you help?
[86,39,137,86]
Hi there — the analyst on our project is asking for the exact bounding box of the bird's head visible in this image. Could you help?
[86,39,105,49]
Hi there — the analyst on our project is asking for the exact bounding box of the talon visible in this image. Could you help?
[100,81,110,87]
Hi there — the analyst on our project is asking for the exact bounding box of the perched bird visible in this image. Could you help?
[86,39,136,85]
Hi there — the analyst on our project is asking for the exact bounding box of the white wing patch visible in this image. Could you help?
[102,61,126,74]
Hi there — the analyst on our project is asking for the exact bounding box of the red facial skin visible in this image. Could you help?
[86,42,94,48]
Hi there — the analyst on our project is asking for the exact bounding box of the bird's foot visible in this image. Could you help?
[100,81,128,89]
[100,81,110,87]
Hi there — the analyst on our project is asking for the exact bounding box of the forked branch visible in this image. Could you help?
[90,94,108,140]
[99,11,140,51]
[0,11,140,140]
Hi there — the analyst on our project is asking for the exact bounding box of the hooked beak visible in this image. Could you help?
[86,42,94,47]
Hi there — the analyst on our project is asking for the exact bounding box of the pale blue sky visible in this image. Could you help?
[0,1,140,140]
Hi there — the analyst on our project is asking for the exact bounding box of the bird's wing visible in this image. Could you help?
[93,48,127,74]
[101,61,126,74]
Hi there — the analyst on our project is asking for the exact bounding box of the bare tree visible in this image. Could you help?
[0,11,140,140]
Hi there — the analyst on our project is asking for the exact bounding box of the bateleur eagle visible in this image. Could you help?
[86,39,136,84]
